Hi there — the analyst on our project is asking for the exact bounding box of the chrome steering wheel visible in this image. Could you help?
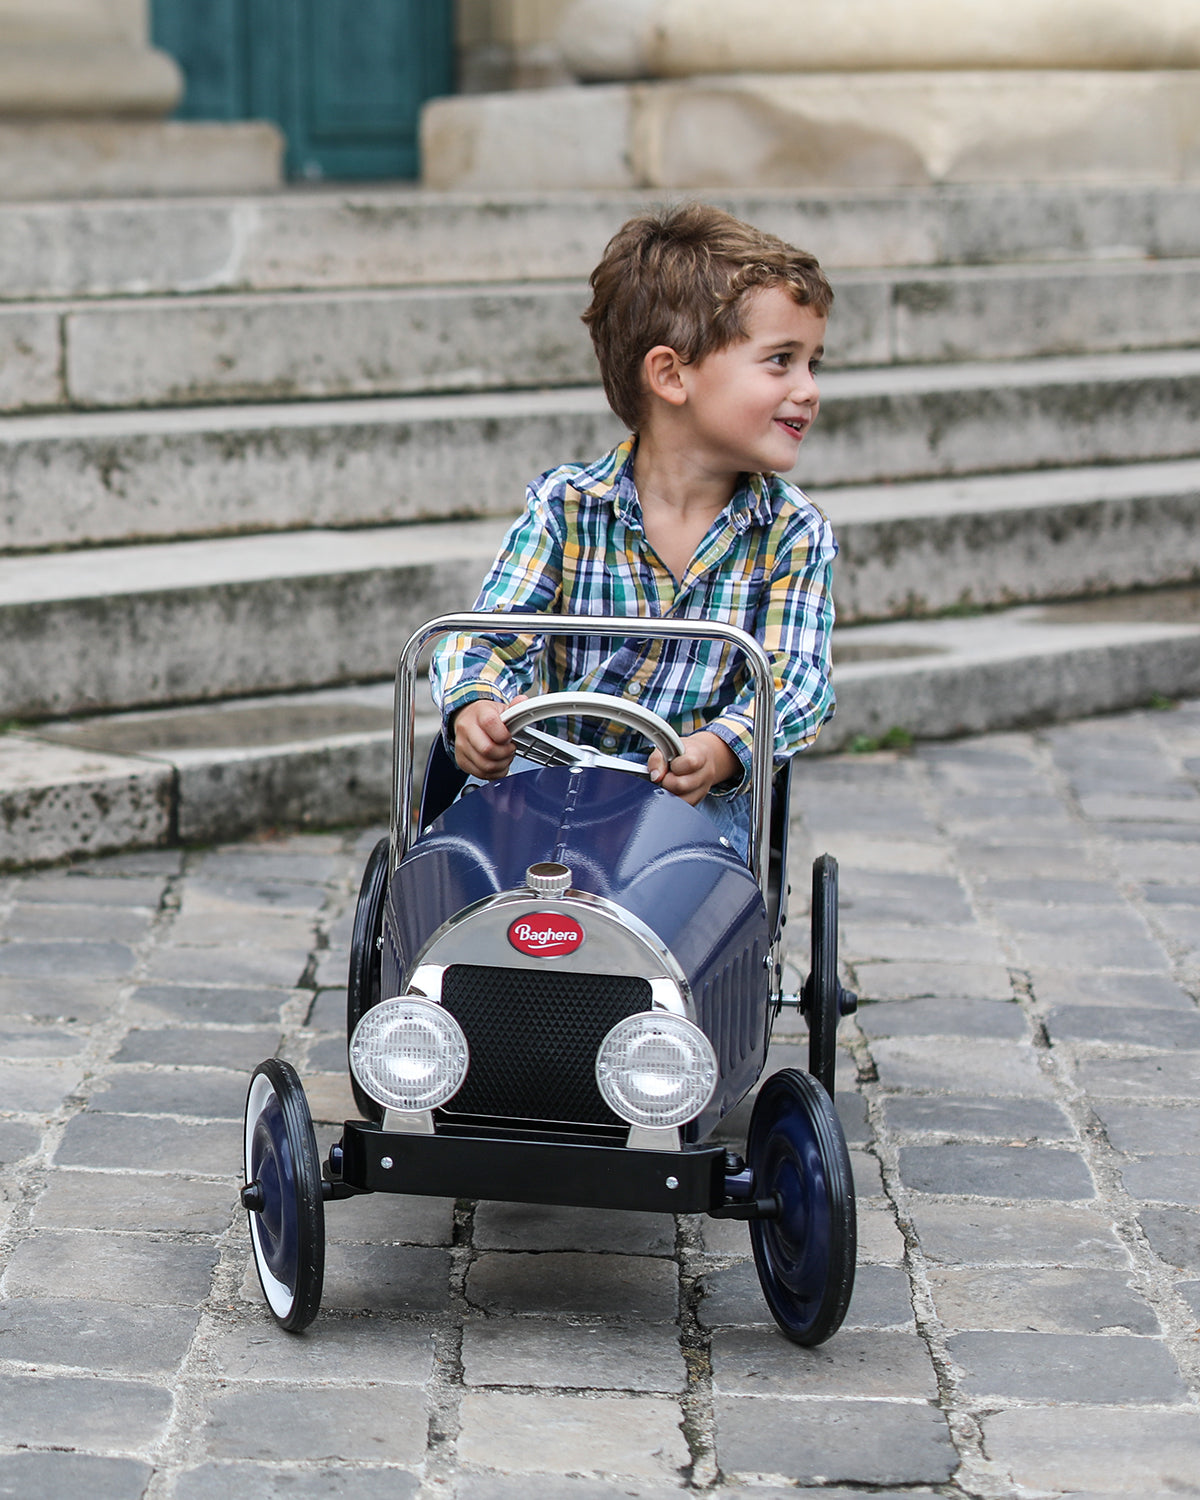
[500,691,685,776]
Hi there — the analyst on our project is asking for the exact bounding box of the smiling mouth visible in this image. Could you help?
[777,418,806,437]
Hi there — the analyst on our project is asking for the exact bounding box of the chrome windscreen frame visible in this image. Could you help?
[390,612,778,892]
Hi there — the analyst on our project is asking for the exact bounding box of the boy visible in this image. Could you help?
[429,203,836,857]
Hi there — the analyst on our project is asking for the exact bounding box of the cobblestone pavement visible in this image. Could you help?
[2,699,1199,1500]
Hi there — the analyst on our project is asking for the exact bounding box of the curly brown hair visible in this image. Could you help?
[581,202,833,431]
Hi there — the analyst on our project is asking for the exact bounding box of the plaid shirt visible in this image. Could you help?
[430,439,836,794]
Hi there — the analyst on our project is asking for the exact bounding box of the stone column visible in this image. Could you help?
[423,0,1200,190]
[0,0,281,197]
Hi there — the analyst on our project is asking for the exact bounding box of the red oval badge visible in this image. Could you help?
[508,913,584,958]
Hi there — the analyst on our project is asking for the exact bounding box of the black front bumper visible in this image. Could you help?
[333,1119,729,1215]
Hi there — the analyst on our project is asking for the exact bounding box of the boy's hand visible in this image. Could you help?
[647,731,740,805]
[451,698,523,779]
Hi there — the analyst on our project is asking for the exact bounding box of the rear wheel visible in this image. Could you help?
[347,836,389,1121]
[242,1058,325,1332]
[748,1067,856,1346]
[805,853,841,1099]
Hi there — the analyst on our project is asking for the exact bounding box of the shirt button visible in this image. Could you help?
[601,735,617,749]
[627,681,642,697]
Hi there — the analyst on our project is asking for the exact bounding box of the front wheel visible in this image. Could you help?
[243,1058,325,1332]
[748,1067,856,1346]
[347,836,389,1121]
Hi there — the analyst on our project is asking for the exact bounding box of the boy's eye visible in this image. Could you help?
[768,352,791,368]
[809,357,823,375]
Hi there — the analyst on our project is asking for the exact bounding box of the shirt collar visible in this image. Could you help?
[572,439,778,534]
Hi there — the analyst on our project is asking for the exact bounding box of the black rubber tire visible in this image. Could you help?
[347,836,389,1121]
[807,853,840,1099]
[748,1067,857,1346]
[243,1058,325,1332]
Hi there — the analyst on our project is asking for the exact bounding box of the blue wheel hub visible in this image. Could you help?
[249,1092,298,1290]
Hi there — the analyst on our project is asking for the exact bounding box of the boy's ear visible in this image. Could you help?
[642,345,689,407]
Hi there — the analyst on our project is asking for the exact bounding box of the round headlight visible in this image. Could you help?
[350,996,469,1113]
[596,1012,717,1129]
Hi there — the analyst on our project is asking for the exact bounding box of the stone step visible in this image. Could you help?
[7,349,1200,554]
[3,183,1200,304]
[5,256,1200,415]
[4,585,1198,868]
[5,464,1199,721]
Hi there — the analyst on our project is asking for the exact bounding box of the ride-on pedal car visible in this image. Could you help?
[242,613,859,1344]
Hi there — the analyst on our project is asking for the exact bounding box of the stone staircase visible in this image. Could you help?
[2,183,1199,866]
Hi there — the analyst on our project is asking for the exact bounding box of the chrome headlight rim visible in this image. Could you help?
[595,1010,718,1130]
[349,995,469,1113]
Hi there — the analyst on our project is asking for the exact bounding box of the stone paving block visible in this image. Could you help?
[927,1266,1160,1334]
[304,987,346,1031]
[1121,1155,1200,1206]
[982,1405,1200,1493]
[1142,883,1200,905]
[696,1260,913,1330]
[197,1384,429,1464]
[898,1143,1094,1199]
[173,1465,419,1500]
[323,1191,454,1247]
[88,1066,248,1119]
[0,939,137,978]
[0,1452,154,1500]
[1175,1279,1200,1317]
[844,926,1006,964]
[938,794,1075,835]
[317,1243,451,1315]
[1030,968,1198,1010]
[181,875,330,914]
[461,1317,687,1392]
[456,1391,690,1481]
[1078,1052,1200,1100]
[113,1026,282,1068]
[952,840,1094,880]
[4,1229,218,1305]
[32,1169,234,1234]
[12,872,166,906]
[123,983,295,1026]
[821,833,954,875]
[0,1020,88,1060]
[167,909,317,950]
[466,1251,677,1321]
[1047,1005,1200,1048]
[203,1315,435,1383]
[0,1296,198,1374]
[0,977,119,1025]
[472,1202,675,1255]
[975,876,1123,905]
[1109,841,1200,884]
[995,905,1171,971]
[1148,905,1200,956]
[140,944,309,989]
[55,1110,241,1174]
[713,1395,956,1486]
[856,997,1027,1040]
[188,849,340,885]
[883,1093,1072,1141]
[0,1118,41,1164]
[2,902,155,943]
[0,1060,84,1113]
[852,960,1013,1001]
[838,872,975,925]
[455,1476,688,1500]
[302,1070,357,1124]
[711,1326,937,1399]
[1137,1207,1200,1271]
[871,1038,1053,1096]
[949,1329,1188,1403]
[0,1372,172,1450]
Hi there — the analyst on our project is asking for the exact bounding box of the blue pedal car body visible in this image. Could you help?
[242,613,857,1344]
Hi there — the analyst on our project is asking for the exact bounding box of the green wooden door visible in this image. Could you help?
[152,0,455,180]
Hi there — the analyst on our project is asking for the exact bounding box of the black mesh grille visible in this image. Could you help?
[440,964,653,1126]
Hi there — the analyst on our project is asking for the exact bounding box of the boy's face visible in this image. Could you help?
[675,286,826,478]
